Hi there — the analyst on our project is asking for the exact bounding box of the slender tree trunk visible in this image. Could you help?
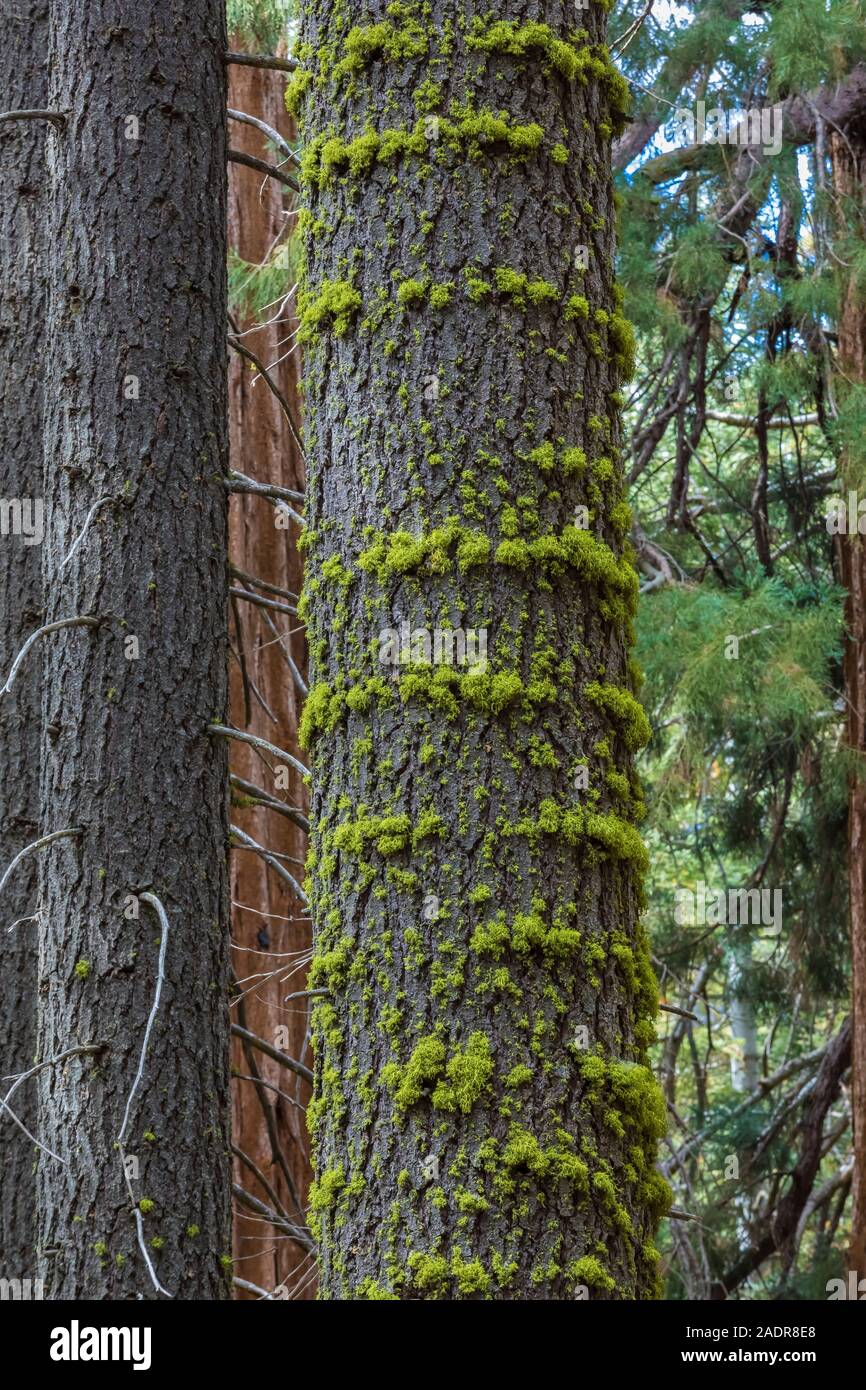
[226,40,313,1300]
[0,0,47,1278]
[35,0,231,1299]
[296,2,666,1299]
[832,122,866,1287]
[728,937,759,1093]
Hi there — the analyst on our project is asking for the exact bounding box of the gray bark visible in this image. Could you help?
[296,1,666,1299]
[0,0,47,1280]
[35,0,231,1299]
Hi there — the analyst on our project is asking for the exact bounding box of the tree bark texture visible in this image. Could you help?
[0,0,47,1278]
[35,0,231,1299]
[226,44,313,1300]
[294,1,667,1299]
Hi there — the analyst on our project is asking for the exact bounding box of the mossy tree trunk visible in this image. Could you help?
[0,0,47,1278]
[831,120,866,1286]
[294,1,667,1300]
[35,0,232,1299]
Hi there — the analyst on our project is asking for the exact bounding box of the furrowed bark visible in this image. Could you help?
[295,1,667,1300]
[0,0,47,1278]
[36,0,231,1298]
[227,38,313,1301]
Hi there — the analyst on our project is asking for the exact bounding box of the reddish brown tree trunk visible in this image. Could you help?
[227,45,312,1300]
[832,125,866,1284]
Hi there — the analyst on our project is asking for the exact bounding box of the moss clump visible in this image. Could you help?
[397,276,428,306]
[471,909,581,960]
[465,19,591,82]
[610,311,637,380]
[511,798,648,870]
[529,441,555,472]
[446,107,544,156]
[607,1060,667,1145]
[407,1251,449,1295]
[356,1278,400,1300]
[585,681,652,751]
[357,521,637,616]
[450,1250,490,1295]
[578,1056,669,1213]
[284,69,313,116]
[501,1125,589,1196]
[493,266,559,308]
[593,1170,634,1233]
[298,278,362,340]
[568,1255,616,1291]
[406,1247,493,1298]
[562,446,587,475]
[565,293,589,321]
[464,267,492,301]
[456,532,490,570]
[298,682,339,748]
[459,670,523,715]
[398,666,461,720]
[310,934,355,989]
[382,1035,446,1112]
[309,1165,346,1214]
[431,1033,493,1113]
[299,675,393,746]
[429,282,453,309]
[455,1188,490,1213]
[320,554,354,588]
[383,1031,493,1116]
[331,812,412,857]
[302,106,546,189]
[411,806,446,848]
[74,959,91,980]
[358,521,460,579]
[330,12,429,85]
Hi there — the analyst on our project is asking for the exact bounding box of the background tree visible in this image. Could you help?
[225,0,315,1300]
[0,0,47,1279]
[34,0,232,1298]
[294,0,667,1300]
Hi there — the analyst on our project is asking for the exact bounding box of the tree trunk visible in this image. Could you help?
[226,40,313,1300]
[727,937,759,1093]
[295,2,666,1299]
[0,0,47,1278]
[36,0,231,1299]
[831,121,866,1286]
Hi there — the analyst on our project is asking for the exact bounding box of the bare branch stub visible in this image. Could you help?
[0,108,65,126]
[228,148,299,193]
[224,51,297,74]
